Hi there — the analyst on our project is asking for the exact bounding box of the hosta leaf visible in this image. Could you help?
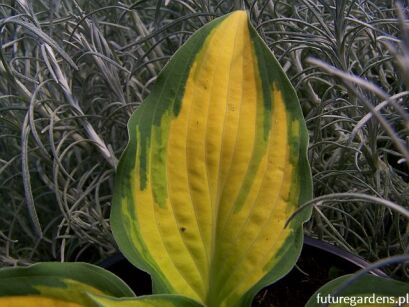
[0,296,83,307]
[306,274,409,307]
[89,294,203,307]
[112,10,312,307]
[0,262,134,306]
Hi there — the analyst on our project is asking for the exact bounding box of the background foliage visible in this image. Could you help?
[0,0,408,281]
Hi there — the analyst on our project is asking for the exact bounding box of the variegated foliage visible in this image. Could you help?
[0,10,313,307]
[112,10,312,307]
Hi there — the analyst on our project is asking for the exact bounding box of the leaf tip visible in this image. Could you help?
[229,10,249,24]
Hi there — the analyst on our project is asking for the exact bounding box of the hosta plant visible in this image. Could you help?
[111,9,312,307]
[2,10,314,306]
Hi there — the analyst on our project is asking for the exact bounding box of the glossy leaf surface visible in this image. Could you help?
[0,262,134,306]
[112,10,312,307]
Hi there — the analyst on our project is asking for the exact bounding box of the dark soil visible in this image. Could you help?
[101,238,374,306]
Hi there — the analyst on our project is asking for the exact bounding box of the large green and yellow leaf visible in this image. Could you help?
[0,262,135,306]
[306,274,409,307]
[112,10,312,307]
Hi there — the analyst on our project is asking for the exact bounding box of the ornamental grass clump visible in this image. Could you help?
[1,9,409,307]
[1,1,409,306]
[2,10,313,307]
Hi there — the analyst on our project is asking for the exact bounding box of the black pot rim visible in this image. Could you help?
[303,236,386,277]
